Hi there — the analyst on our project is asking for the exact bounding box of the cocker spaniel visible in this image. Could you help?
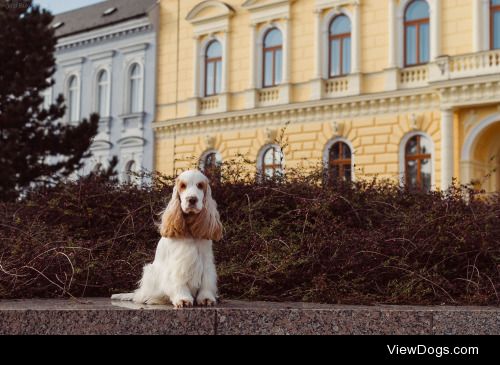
[111,170,223,308]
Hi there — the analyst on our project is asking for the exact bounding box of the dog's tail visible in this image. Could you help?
[111,293,134,301]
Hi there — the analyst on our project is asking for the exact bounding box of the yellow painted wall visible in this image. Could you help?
[154,0,499,190]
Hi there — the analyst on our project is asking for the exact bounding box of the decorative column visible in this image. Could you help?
[311,9,323,100]
[246,23,257,108]
[192,36,200,98]
[440,109,454,190]
[430,0,441,61]
[221,31,229,94]
[282,17,291,84]
[388,0,397,69]
[352,2,361,74]
[313,9,322,79]
[248,23,257,90]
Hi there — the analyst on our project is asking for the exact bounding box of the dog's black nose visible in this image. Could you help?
[188,197,198,205]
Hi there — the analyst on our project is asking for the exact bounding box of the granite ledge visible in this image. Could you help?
[0,298,498,335]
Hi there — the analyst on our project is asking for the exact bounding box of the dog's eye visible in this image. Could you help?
[179,182,186,190]
[197,182,204,190]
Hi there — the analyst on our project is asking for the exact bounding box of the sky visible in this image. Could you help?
[33,0,106,14]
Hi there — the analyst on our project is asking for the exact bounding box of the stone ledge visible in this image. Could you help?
[0,298,499,335]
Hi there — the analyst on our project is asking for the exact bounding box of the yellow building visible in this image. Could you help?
[154,0,500,192]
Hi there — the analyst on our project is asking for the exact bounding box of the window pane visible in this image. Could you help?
[493,0,500,5]
[342,37,351,74]
[419,23,430,63]
[420,135,432,155]
[264,51,273,87]
[98,83,107,116]
[274,49,282,85]
[342,143,352,159]
[421,158,432,191]
[206,61,214,95]
[406,136,418,155]
[206,41,222,58]
[264,28,282,47]
[215,60,222,94]
[406,160,418,189]
[130,78,139,113]
[494,10,500,50]
[264,148,274,165]
[344,164,352,181]
[330,39,341,76]
[406,25,417,65]
[331,165,339,180]
[330,15,351,35]
[405,0,429,21]
[330,143,340,160]
[265,167,273,178]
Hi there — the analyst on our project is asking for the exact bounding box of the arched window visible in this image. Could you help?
[492,0,500,49]
[404,0,430,67]
[263,28,283,88]
[261,145,284,178]
[96,70,109,117]
[128,63,142,113]
[328,141,352,182]
[67,75,79,122]
[201,151,222,181]
[205,40,222,96]
[405,134,432,191]
[329,15,351,77]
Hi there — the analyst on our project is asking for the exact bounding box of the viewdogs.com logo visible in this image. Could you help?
[387,344,479,358]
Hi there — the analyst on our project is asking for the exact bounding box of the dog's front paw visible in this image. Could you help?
[196,292,217,307]
[172,297,194,309]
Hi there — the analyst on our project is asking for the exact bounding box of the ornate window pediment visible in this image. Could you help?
[242,0,295,24]
[186,1,234,36]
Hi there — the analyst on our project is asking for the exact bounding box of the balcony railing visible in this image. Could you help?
[200,96,220,113]
[324,77,349,96]
[258,87,280,105]
[399,65,428,89]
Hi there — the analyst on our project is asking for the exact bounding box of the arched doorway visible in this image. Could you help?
[461,115,500,193]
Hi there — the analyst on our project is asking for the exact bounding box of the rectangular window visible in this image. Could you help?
[274,49,282,85]
[98,85,108,117]
[264,51,273,87]
[330,39,341,76]
[494,10,500,49]
[406,25,417,65]
[419,23,430,63]
[215,60,222,94]
[343,37,351,74]
[206,62,215,95]
[130,79,139,113]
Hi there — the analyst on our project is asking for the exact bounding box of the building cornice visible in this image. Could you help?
[55,17,153,52]
[154,76,500,137]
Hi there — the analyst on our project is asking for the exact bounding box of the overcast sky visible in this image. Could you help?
[33,0,105,14]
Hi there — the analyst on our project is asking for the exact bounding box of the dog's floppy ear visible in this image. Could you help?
[190,181,223,241]
[159,183,186,238]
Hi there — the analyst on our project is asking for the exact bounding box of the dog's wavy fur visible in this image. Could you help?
[111,170,222,308]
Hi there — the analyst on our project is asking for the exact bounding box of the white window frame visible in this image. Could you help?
[199,149,223,171]
[257,143,285,178]
[93,67,112,118]
[257,23,287,89]
[65,73,81,123]
[322,137,355,181]
[396,0,440,67]
[399,131,435,188]
[124,61,144,114]
[321,8,355,79]
[198,36,226,97]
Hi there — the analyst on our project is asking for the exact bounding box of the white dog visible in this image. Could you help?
[111,170,223,308]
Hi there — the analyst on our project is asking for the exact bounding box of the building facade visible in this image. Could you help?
[154,0,500,192]
[49,0,159,182]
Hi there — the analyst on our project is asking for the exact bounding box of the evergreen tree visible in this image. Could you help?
[0,0,98,200]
